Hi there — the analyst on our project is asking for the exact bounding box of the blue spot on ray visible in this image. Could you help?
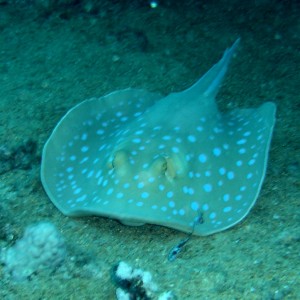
[41,39,276,236]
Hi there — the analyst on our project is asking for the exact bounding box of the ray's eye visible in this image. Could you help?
[161,159,168,173]
[152,156,168,175]
[107,157,114,170]
[151,155,177,182]
[107,150,128,171]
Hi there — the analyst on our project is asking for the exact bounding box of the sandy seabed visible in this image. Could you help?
[0,1,299,299]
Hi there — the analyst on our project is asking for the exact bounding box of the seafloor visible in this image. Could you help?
[0,0,299,299]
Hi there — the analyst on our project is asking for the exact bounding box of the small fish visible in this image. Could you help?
[168,212,204,261]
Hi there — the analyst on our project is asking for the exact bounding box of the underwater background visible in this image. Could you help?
[0,0,299,299]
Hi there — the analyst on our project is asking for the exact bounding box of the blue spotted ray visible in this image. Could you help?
[41,39,276,236]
